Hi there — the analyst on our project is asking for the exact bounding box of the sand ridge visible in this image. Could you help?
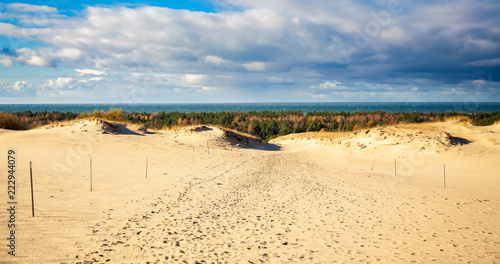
[171,125,262,147]
[272,122,470,152]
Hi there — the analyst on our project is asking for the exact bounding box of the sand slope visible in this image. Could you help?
[0,120,499,263]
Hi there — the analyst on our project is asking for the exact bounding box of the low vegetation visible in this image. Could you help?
[445,115,472,124]
[2,109,500,141]
[0,112,27,130]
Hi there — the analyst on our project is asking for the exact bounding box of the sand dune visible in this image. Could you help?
[171,125,262,147]
[0,120,499,263]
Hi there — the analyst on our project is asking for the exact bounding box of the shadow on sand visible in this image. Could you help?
[449,135,471,145]
[115,125,147,136]
[241,143,281,151]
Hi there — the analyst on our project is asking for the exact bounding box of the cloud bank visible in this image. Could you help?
[0,0,499,103]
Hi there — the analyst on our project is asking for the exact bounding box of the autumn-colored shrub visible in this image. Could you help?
[0,112,27,130]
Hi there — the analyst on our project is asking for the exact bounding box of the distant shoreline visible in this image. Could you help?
[1,102,500,114]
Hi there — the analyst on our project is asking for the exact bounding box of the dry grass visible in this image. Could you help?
[78,108,124,121]
[488,138,498,145]
[445,116,472,124]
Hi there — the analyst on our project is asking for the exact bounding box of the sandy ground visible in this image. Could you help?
[0,119,499,263]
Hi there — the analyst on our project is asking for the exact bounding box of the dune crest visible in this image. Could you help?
[272,123,477,153]
[171,125,262,147]
[331,126,456,151]
[40,118,147,135]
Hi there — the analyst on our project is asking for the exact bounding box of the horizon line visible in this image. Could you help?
[1,102,500,105]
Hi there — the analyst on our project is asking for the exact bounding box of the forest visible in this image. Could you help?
[1,109,500,141]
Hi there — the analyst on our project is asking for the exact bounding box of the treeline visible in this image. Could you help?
[2,109,500,141]
[0,111,79,130]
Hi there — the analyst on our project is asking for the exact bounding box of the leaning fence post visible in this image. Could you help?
[30,161,35,217]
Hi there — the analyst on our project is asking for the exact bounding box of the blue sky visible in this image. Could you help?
[0,0,218,12]
[0,0,499,103]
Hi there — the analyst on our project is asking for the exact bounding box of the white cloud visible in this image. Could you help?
[0,23,16,36]
[183,74,209,84]
[379,27,408,43]
[13,81,31,91]
[55,48,83,61]
[2,5,359,70]
[75,69,106,76]
[0,81,9,91]
[266,76,294,84]
[6,3,57,13]
[16,48,50,67]
[311,81,343,90]
[202,55,231,66]
[202,86,218,91]
[467,58,500,67]
[25,55,49,67]
[242,62,268,72]
[0,57,13,66]
[11,47,81,67]
[80,77,104,83]
[472,80,486,86]
[42,77,75,90]
[4,2,498,76]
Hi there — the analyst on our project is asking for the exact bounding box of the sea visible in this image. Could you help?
[0,102,499,114]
